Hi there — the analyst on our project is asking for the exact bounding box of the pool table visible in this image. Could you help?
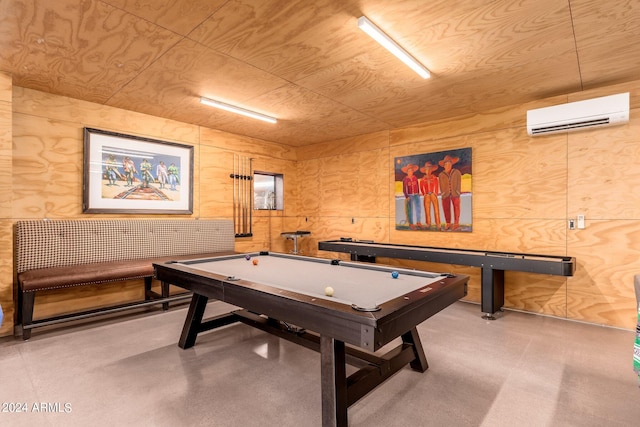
[154,252,468,427]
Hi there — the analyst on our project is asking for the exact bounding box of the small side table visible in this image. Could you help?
[280,231,311,255]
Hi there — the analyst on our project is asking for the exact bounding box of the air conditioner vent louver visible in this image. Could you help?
[527,93,629,136]
[530,118,611,135]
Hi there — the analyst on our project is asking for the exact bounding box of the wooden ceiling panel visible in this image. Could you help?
[0,0,181,103]
[102,0,228,35]
[1,0,639,145]
[107,38,287,115]
[189,0,366,83]
[571,0,640,87]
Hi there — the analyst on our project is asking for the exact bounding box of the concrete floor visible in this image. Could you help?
[1,300,639,426]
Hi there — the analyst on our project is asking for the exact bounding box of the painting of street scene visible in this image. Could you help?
[395,147,472,232]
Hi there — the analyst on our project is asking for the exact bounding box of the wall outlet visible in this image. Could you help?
[568,219,575,230]
[577,215,585,229]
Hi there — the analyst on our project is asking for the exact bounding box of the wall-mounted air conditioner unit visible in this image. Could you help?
[527,92,629,136]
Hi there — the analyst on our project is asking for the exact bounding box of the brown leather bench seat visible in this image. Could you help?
[18,253,226,293]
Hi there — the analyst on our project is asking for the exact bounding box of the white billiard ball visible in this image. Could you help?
[324,286,334,297]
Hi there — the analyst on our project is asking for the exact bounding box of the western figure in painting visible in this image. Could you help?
[168,163,180,190]
[420,161,441,230]
[140,159,154,188]
[402,163,422,229]
[104,154,121,186]
[438,155,462,231]
[156,161,169,189]
[123,156,137,187]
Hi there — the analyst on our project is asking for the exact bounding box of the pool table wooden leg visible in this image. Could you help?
[178,293,209,349]
[320,335,348,427]
[402,327,429,372]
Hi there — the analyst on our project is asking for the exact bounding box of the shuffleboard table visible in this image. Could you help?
[154,252,468,426]
[318,239,576,319]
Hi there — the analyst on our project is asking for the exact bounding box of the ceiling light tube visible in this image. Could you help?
[357,16,430,79]
[200,97,277,124]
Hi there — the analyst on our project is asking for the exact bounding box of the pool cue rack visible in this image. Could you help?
[230,155,253,237]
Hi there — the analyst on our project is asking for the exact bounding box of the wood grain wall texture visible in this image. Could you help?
[0,72,13,336]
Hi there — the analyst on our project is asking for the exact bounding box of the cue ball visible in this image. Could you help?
[391,271,399,279]
[252,259,258,265]
[245,254,251,260]
[324,286,334,297]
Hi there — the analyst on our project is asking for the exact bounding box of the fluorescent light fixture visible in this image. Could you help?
[200,97,277,124]
[357,16,430,79]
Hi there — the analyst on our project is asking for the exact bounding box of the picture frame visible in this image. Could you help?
[394,147,472,232]
[83,127,194,214]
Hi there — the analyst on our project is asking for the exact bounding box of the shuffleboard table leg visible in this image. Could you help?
[178,293,209,349]
[402,328,429,372]
[320,335,348,427]
[481,267,505,320]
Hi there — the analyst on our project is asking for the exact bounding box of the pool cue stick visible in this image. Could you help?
[244,156,249,235]
[249,157,253,235]
[238,154,242,235]
[233,154,238,235]
[241,155,245,235]
[236,154,240,235]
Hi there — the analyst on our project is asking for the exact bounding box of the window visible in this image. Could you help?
[254,172,283,210]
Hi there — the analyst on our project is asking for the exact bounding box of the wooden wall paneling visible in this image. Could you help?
[389,218,567,254]
[0,72,11,102]
[13,88,200,145]
[317,154,349,218]
[259,210,284,253]
[200,128,296,161]
[356,148,390,218]
[567,116,640,219]
[504,271,568,318]
[296,131,390,161]
[0,73,11,336]
[0,220,13,336]
[389,95,569,146]
[246,213,276,253]
[473,128,568,219]
[310,216,390,258]
[198,146,234,219]
[31,280,146,321]
[296,158,321,218]
[0,103,11,216]
[567,220,640,329]
[12,115,83,218]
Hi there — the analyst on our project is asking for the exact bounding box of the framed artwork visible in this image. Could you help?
[394,147,472,232]
[83,128,193,214]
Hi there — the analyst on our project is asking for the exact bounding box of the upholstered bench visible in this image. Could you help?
[15,219,235,339]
